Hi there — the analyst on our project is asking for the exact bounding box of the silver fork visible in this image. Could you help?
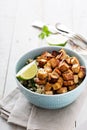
[32,21,87,54]
[55,23,87,50]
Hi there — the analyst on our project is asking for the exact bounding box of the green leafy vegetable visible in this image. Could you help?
[38,25,52,39]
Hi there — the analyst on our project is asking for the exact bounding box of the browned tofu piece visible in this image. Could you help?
[56,53,63,60]
[41,51,54,60]
[74,75,79,84]
[45,61,51,67]
[62,70,74,80]
[37,51,54,62]
[44,82,52,91]
[57,77,63,86]
[63,80,74,86]
[52,50,58,57]
[72,64,80,73]
[37,68,48,80]
[65,55,71,64]
[44,66,52,73]
[58,49,67,60]
[68,85,76,91]
[54,67,61,76]
[70,57,79,65]
[48,72,59,83]
[45,91,53,95]
[57,87,67,94]
[52,82,62,90]
[59,62,69,72]
[34,78,46,85]
[44,62,52,73]
[78,66,86,79]
[49,58,59,68]
[37,58,47,67]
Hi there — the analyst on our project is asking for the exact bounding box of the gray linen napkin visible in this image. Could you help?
[0,87,87,130]
[0,88,20,120]
[0,88,33,128]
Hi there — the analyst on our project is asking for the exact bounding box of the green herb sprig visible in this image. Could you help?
[38,25,52,39]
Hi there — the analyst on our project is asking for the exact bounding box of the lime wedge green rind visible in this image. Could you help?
[48,41,67,47]
[46,34,68,47]
[16,61,37,80]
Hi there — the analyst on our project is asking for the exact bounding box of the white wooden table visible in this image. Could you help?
[0,0,87,129]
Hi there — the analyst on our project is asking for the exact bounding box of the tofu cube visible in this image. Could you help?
[64,80,74,86]
[68,85,76,91]
[62,70,74,80]
[45,91,53,95]
[78,66,86,79]
[49,58,59,68]
[59,49,67,60]
[54,67,61,76]
[72,64,80,73]
[57,87,67,94]
[37,68,47,79]
[65,55,71,64]
[44,82,52,91]
[74,75,79,84]
[71,57,79,64]
[57,77,63,86]
[48,72,59,83]
[59,62,69,72]
[52,82,62,90]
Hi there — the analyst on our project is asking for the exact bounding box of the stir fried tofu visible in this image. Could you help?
[52,82,62,90]
[74,75,79,84]
[78,66,86,79]
[36,52,53,64]
[48,72,59,83]
[56,52,63,60]
[57,87,67,94]
[45,91,53,95]
[25,48,86,95]
[34,78,46,85]
[57,77,63,86]
[59,62,69,72]
[68,85,76,91]
[72,64,80,73]
[64,80,74,86]
[65,55,71,64]
[62,69,74,80]
[52,50,58,57]
[54,67,61,76]
[37,59,47,67]
[71,57,79,65]
[41,51,54,60]
[37,68,47,80]
[44,82,52,91]
[49,58,59,68]
[44,66,52,73]
[58,49,67,60]
[44,62,52,73]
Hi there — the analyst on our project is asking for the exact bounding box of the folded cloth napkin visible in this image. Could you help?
[0,87,87,130]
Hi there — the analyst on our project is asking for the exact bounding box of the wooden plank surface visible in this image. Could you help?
[4,0,43,97]
[0,0,18,98]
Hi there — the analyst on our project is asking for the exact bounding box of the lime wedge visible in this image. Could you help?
[16,61,37,80]
[46,34,68,46]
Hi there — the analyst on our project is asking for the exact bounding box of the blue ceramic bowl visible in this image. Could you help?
[15,46,87,109]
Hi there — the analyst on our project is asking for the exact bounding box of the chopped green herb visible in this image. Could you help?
[38,25,52,39]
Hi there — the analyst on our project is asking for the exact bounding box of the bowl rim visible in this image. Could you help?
[15,46,87,97]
